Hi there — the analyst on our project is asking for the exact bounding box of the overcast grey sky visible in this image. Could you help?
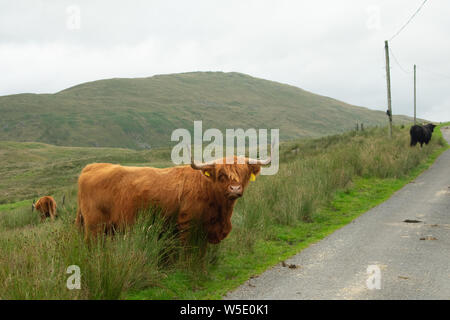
[1,0,449,121]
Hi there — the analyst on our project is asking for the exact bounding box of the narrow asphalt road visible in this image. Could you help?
[226,127,450,300]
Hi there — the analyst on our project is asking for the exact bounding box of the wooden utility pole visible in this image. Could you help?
[384,40,393,138]
[414,64,417,124]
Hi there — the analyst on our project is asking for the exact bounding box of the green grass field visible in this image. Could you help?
[0,124,447,299]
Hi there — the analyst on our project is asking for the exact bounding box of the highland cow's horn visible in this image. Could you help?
[191,160,216,170]
[246,157,272,165]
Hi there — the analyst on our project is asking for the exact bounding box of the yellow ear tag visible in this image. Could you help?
[250,173,256,181]
[204,171,210,177]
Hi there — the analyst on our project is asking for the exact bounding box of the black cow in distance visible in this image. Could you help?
[410,123,436,147]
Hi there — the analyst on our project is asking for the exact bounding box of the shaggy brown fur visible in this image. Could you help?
[76,156,263,243]
[34,196,57,222]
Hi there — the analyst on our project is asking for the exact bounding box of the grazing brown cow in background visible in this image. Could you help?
[76,156,271,243]
[33,196,57,221]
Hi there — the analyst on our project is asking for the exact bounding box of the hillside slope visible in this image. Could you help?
[0,72,412,148]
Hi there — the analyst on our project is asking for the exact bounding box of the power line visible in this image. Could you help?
[387,45,450,81]
[385,45,450,81]
[389,47,412,74]
[389,0,429,41]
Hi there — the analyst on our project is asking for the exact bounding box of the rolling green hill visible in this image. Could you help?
[0,71,412,148]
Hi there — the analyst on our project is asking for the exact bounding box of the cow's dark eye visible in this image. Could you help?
[219,174,227,182]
